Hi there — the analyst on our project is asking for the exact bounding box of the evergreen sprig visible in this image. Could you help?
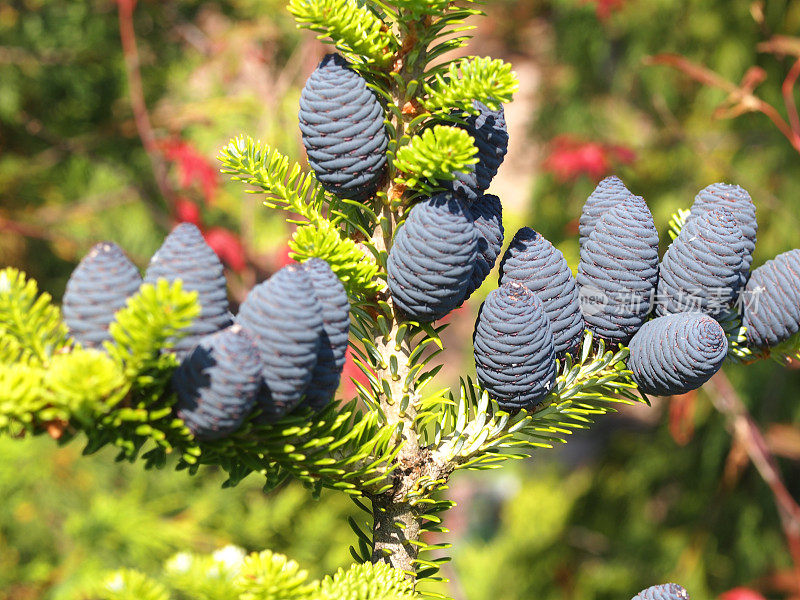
[0,267,69,366]
[423,57,519,114]
[288,0,396,67]
[95,570,171,600]
[392,125,478,192]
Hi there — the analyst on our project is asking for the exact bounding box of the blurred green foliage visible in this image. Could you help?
[0,435,360,600]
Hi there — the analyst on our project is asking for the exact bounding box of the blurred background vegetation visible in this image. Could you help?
[2,0,800,599]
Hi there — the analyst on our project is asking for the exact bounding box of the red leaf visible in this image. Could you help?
[543,135,635,182]
[174,197,202,226]
[204,227,247,272]
[160,139,219,205]
[668,391,696,446]
[582,0,627,20]
[719,588,767,600]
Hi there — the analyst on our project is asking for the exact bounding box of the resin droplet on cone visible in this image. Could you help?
[473,282,556,412]
[298,53,388,201]
[63,242,142,348]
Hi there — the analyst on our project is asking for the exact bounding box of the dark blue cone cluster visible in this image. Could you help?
[144,223,232,358]
[388,193,477,322]
[463,194,504,300]
[578,175,634,248]
[172,325,261,441]
[499,227,584,357]
[743,249,800,349]
[237,264,324,421]
[301,258,351,411]
[690,183,757,272]
[473,282,557,412]
[628,312,727,396]
[62,242,143,348]
[632,584,690,600]
[656,209,747,318]
[577,197,659,344]
[444,101,509,202]
[299,54,388,201]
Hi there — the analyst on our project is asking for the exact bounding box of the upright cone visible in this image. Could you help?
[62,242,142,348]
[742,249,800,349]
[579,176,634,249]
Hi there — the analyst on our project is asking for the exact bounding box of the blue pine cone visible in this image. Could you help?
[463,193,504,300]
[578,175,634,249]
[628,313,727,396]
[144,223,232,358]
[742,249,800,349]
[387,193,477,322]
[473,282,557,412]
[690,182,757,272]
[632,584,690,600]
[172,324,261,441]
[301,258,350,411]
[656,208,746,319]
[236,264,324,420]
[443,101,509,202]
[499,227,584,357]
[62,242,142,348]
[577,197,659,344]
[298,53,388,201]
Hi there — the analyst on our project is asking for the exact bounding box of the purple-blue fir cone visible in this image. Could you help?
[742,249,800,349]
[578,175,634,249]
[628,312,727,396]
[298,53,388,201]
[236,264,323,421]
[463,193,504,300]
[301,258,350,411]
[473,282,557,412]
[62,242,142,348]
[144,223,232,358]
[577,197,659,344]
[387,193,477,322]
[499,227,584,357]
[172,324,261,441]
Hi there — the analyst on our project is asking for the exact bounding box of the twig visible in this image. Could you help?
[646,54,800,154]
[707,371,800,596]
[116,0,176,207]
[781,57,800,149]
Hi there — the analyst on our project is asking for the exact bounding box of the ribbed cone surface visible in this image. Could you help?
[690,183,757,272]
[463,194,504,300]
[577,198,659,344]
[172,325,261,441]
[632,584,690,600]
[473,282,557,412]
[236,264,323,420]
[656,209,746,318]
[743,249,800,349]
[144,223,232,358]
[444,101,509,202]
[387,193,477,322]
[62,242,143,348]
[301,258,350,411]
[628,313,727,396]
[298,53,388,201]
[579,176,634,249]
[499,227,585,357]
